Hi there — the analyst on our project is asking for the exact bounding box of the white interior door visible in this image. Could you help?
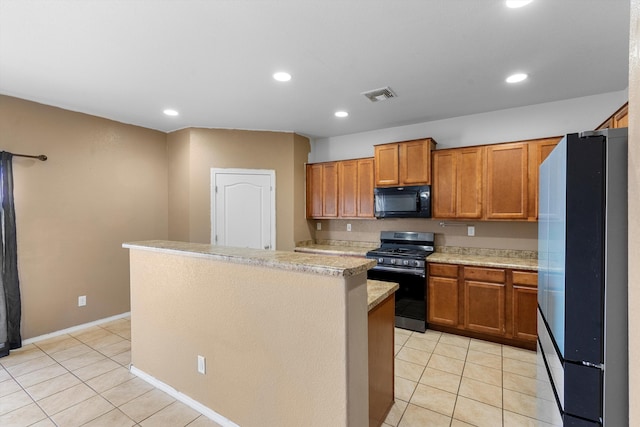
[211,169,275,250]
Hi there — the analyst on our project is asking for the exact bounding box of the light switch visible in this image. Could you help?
[467,226,475,237]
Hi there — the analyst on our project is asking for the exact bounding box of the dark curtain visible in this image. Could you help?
[0,152,22,357]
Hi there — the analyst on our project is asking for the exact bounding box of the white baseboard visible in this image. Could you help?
[130,366,240,427]
[22,312,131,345]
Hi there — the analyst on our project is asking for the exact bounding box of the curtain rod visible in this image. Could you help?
[3,152,47,161]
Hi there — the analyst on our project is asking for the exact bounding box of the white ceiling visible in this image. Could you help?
[0,0,630,139]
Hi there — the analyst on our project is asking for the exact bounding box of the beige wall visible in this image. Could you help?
[0,95,168,339]
[628,0,638,424]
[167,129,191,242]
[314,218,538,251]
[129,249,368,426]
[167,128,312,251]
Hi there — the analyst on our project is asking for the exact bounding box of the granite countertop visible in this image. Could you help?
[294,244,372,257]
[427,252,538,271]
[367,280,398,312]
[295,241,538,271]
[123,240,376,277]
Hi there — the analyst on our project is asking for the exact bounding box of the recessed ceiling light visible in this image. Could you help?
[334,111,349,118]
[506,0,533,8]
[506,73,528,83]
[163,109,179,116]
[273,72,292,82]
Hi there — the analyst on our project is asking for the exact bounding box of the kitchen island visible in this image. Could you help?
[123,240,394,427]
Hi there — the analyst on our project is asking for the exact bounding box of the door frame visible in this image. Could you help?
[210,168,276,249]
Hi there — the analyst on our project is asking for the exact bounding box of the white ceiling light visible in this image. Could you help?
[273,72,292,82]
[506,0,533,8]
[163,109,179,116]
[334,111,349,118]
[506,73,528,83]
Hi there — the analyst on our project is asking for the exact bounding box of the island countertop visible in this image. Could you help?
[123,240,376,277]
[367,280,399,311]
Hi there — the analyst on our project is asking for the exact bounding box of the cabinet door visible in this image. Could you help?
[463,267,506,336]
[374,144,399,186]
[339,160,358,217]
[428,276,459,326]
[456,147,483,218]
[432,150,456,218]
[356,158,375,217]
[306,164,323,218]
[528,137,561,220]
[485,142,528,219]
[322,162,338,217]
[464,280,506,336]
[512,271,538,342]
[428,264,459,327]
[613,103,628,128]
[399,139,431,185]
[512,286,537,341]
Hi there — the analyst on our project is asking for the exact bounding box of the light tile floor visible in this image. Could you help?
[1,319,561,427]
[0,317,222,427]
[385,327,562,427]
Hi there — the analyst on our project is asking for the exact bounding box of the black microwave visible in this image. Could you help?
[374,185,431,218]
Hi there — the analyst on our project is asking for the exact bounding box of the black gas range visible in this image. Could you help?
[366,231,434,332]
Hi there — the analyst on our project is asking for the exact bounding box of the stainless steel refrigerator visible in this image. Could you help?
[537,128,628,426]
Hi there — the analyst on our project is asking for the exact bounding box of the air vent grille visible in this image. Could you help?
[362,86,397,102]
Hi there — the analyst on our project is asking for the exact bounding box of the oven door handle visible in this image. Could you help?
[369,265,426,277]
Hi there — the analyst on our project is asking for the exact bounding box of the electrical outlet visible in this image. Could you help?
[197,355,206,374]
[316,222,321,231]
[78,295,86,307]
[347,223,351,232]
[467,226,475,237]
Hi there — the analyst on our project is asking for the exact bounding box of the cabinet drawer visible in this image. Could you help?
[429,263,458,278]
[464,267,505,283]
[513,271,537,287]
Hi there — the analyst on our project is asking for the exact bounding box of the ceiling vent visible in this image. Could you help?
[361,86,397,102]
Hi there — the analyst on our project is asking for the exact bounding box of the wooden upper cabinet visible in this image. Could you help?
[306,163,323,218]
[485,142,529,220]
[339,158,374,218]
[432,150,456,218]
[399,139,432,185]
[456,147,483,218]
[356,158,375,218]
[306,162,338,218]
[527,137,561,220]
[432,147,483,219]
[375,138,435,187]
[322,162,338,217]
[339,160,358,217]
[374,144,400,186]
[596,102,629,130]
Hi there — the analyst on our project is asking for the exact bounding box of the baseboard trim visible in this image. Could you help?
[23,312,131,345]
[130,366,239,427]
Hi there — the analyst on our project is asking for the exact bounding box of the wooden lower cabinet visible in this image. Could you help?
[427,262,537,349]
[428,264,459,326]
[368,294,395,427]
[511,271,538,342]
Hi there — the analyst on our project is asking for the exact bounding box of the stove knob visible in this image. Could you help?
[414,260,421,267]
[378,258,384,264]
[390,259,396,265]
[403,259,409,266]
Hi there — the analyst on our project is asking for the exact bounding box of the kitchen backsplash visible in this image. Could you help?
[309,218,538,252]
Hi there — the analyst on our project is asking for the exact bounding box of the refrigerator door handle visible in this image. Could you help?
[581,361,604,370]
